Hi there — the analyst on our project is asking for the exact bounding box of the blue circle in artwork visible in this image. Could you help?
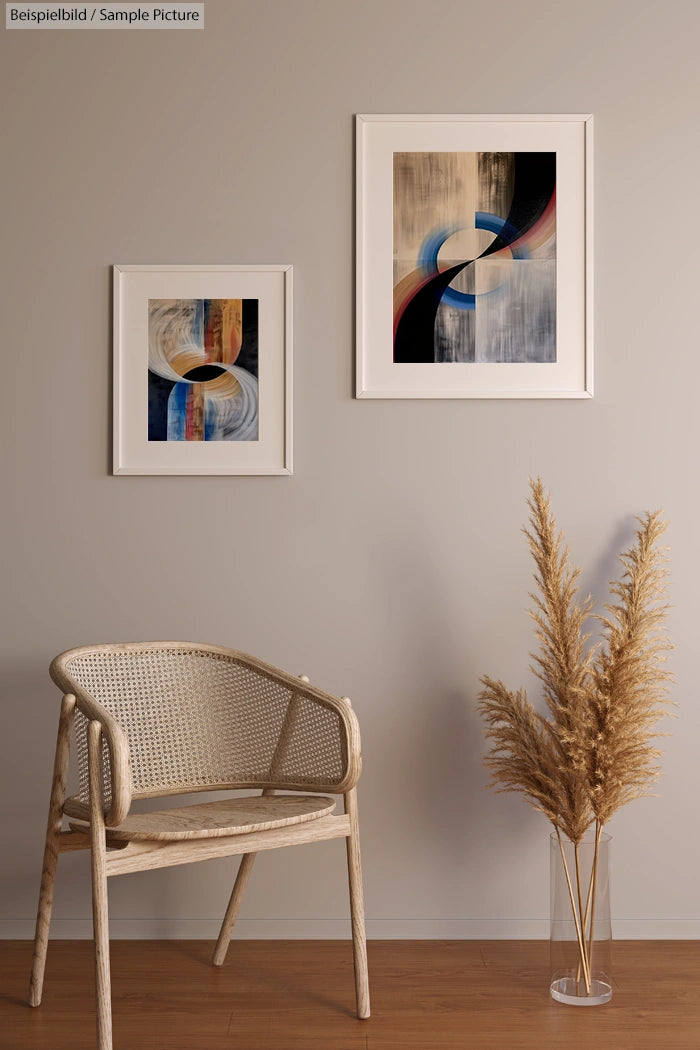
[417,213,527,312]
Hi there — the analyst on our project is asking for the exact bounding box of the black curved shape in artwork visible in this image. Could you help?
[394,261,472,363]
[182,364,228,382]
[481,152,556,259]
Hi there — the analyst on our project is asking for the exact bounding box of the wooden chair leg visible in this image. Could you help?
[344,788,370,1019]
[212,852,257,966]
[213,784,278,967]
[29,694,75,1007]
[89,721,113,1050]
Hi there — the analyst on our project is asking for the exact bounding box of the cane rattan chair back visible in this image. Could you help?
[29,642,369,1050]
[57,643,357,821]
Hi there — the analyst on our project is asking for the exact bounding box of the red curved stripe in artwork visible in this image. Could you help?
[495,188,556,261]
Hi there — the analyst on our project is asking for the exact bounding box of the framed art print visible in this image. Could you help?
[356,114,593,399]
[113,264,292,474]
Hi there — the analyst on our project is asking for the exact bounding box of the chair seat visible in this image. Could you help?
[69,794,336,842]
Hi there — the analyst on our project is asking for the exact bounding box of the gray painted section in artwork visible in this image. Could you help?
[475,260,556,363]
[478,152,515,219]
[435,264,476,361]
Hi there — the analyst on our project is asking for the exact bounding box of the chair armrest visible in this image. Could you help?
[230,651,363,794]
[50,655,133,827]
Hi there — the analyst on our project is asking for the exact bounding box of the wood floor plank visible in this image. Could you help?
[2,940,700,1050]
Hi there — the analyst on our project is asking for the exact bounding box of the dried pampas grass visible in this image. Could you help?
[478,479,673,994]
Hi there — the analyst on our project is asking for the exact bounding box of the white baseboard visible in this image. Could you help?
[3,917,700,939]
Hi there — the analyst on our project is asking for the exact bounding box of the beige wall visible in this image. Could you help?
[2,0,698,939]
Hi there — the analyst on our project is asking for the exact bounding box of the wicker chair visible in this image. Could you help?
[28,642,369,1050]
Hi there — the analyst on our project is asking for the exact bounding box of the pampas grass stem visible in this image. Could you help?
[587,822,603,975]
[556,829,591,993]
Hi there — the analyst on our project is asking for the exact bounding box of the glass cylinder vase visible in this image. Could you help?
[550,830,612,1006]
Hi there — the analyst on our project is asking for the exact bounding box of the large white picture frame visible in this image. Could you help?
[114,264,292,475]
[356,114,593,399]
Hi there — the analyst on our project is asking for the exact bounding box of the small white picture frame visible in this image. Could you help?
[113,264,293,474]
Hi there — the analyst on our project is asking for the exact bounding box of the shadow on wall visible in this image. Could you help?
[581,514,652,618]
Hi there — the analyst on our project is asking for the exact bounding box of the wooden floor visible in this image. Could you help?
[2,940,700,1050]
